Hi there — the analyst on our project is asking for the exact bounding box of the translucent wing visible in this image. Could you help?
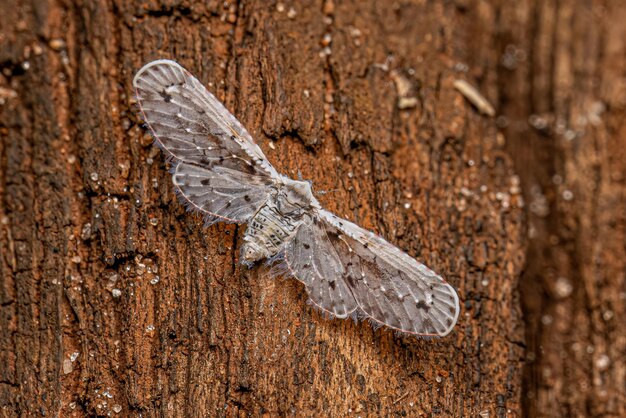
[133,59,278,222]
[283,217,358,319]
[285,210,460,336]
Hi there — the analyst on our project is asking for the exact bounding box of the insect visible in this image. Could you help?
[133,59,460,337]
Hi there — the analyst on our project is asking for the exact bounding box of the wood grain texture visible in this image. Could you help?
[491,1,626,416]
[0,0,621,417]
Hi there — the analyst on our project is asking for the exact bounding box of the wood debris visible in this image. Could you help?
[453,79,495,117]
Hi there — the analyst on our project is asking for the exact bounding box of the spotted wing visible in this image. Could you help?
[133,59,278,223]
[283,217,358,319]
[285,210,460,337]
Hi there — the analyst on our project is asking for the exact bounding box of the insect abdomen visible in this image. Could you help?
[242,204,300,261]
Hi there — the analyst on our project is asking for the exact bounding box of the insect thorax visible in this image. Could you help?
[241,178,319,263]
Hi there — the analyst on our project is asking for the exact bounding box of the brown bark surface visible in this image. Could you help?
[0,1,622,417]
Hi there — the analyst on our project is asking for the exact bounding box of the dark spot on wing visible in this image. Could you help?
[303,243,310,249]
[416,300,430,312]
[244,195,251,202]
[329,281,336,290]
[241,160,258,175]
[326,230,340,240]
[160,90,172,102]
[201,179,211,186]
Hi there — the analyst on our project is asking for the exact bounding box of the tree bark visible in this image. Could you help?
[493,1,626,416]
[0,1,622,417]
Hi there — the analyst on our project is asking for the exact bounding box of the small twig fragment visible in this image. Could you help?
[453,79,495,117]
[393,391,410,404]
[392,70,418,110]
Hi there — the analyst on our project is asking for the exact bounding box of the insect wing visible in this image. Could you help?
[315,210,460,336]
[133,60,460,337]
[133,59,278,222]
[283,217,358,319]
